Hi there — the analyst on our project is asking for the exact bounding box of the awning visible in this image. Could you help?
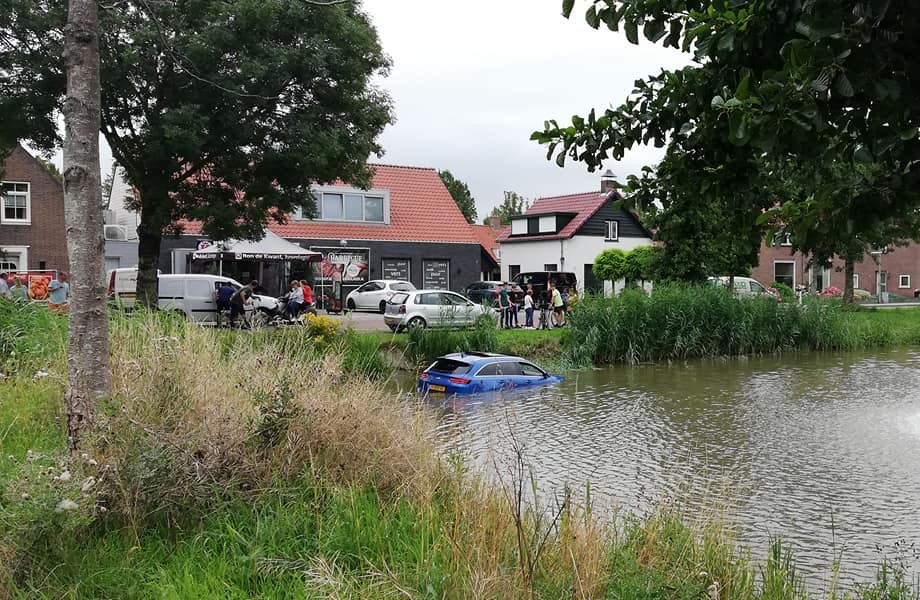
[192,230,321,261]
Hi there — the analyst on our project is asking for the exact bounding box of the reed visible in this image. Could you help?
[564,285,908,366]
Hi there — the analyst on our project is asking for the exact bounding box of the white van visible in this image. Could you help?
[106,269,277,324]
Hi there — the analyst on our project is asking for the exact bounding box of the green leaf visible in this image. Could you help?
[728,112,750,145]
[555,151,567,167]
[586,5,600,28]
[717,29,735,52]
[562,0,575,18]
[711,95,725,108]
[853,146,873,164]
[644,19,666,42]
[833,73,854,98]
[899,127,918,141]
[735,74,750,100]
[625,20,639,44]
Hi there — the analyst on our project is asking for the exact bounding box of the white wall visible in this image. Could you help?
[500,234,652,292]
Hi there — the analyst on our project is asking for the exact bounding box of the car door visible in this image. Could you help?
[441,291,476,326]
[354,281,383,309]
[415,292,441,325]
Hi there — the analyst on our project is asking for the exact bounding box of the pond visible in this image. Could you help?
[404,348,920,586]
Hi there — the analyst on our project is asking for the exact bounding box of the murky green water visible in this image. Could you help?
[403,348,920,584]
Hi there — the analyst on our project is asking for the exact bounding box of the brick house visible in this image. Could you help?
[0,145,68,273]
[752,240,920,298]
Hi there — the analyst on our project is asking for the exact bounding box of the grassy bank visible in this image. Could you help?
[1,303,918,598]
[564,285,920,366]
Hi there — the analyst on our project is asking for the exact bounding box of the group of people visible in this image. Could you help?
[283,279,315,319]
[0,272,71,312]
[495,281,578,330]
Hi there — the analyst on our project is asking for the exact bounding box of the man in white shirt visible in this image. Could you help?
[523,289,534,328]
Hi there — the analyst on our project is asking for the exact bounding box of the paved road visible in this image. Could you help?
[323,310,392,331]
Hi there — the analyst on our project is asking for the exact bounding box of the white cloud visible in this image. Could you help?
[362,0,691,217]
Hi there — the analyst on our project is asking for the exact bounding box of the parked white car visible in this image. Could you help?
[345,279,416,313]
[708,276,781,301]
[106,269,278,324]
[384,289,493,331]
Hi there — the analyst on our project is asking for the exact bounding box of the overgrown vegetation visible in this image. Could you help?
[564,285,920,367]
[2,303,919,598]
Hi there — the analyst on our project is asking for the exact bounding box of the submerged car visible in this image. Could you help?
[418,352,564,395]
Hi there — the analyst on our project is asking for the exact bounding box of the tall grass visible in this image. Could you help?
[404,314,499,366]
[0,301,67,375]
[565,285,904,366]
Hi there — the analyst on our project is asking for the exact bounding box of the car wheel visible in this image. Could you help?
[407,316,426,330]
[387,324,398,332]
[346,298,356,311]
[379,300,387,313]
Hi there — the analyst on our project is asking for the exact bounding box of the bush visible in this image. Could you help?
[770,281,795,303]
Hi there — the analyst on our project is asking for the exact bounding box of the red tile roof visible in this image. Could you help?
[471,224,505,264]
[497,191,612,243]
[179,165,479,244]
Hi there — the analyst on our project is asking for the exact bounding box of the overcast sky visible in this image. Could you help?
[361,0,690,219]
[52,0,689,220]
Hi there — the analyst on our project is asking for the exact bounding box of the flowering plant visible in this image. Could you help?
[820,286,843,298]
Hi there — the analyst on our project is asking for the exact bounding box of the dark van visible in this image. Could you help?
[511,271,577,303]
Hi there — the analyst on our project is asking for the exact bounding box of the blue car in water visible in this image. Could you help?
[418,352,563,395]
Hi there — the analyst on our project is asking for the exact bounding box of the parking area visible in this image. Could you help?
[324,310,391,331]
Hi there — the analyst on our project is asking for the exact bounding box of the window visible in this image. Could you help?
[775,233,792,246]
[508,265,521,280]
[604,220,618,241]
[853,273,859,290]
[476,363,501,376]
[519,362,544,377]
[878,271,888,293]
[417,292,440,305]
[0,245,28,271]
[899,275,910,289]
[774,261,795,288]
[1,182,30,224]
[294,187,389,223]
[543,264,557,271]
[750,281,766,294]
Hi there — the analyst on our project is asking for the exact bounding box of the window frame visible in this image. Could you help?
[604,220,618,242]
[773,260,795,288]
[853,273,859,290]
[1,181,31,225]
[0,245,29,270]
[293,185,390,224]
[899,274,911,289]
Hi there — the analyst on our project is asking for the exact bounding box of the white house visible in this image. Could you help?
[497,175,653,294]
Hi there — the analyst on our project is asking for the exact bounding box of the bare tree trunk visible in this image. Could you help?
[843,258,855,304]
[63,0,110,452]
[136,217,163,309]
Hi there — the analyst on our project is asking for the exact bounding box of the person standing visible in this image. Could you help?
[48,272,70,312]
[550,282,565,327]
[10,276,28,302]
[0,273,10,300]
[229,280,258,326]
[523,289,534,328]
[498,283,511,329]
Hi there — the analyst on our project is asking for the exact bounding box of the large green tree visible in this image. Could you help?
[485,191,530,225]
[439,169,477,224]
[2,0,393,306]
[534,0,920,283]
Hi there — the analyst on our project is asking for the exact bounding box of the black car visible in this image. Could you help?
[511,271,577,303]
[464,281,525,306]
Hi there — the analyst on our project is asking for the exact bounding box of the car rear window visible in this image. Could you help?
[389,292,409,305]
[391,282,414,291]
[429,359,472,374]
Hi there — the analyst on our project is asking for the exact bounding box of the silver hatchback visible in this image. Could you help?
[384,289,494,331]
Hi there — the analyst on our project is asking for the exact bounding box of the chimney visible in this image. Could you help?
[600,169,617,193]
[489,214,502,231]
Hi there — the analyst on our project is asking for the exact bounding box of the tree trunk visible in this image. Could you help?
[136,217,163,309]
[843,258,855,304]
[63,0,109,451]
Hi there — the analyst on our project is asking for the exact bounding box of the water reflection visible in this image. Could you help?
[402,348,920,584]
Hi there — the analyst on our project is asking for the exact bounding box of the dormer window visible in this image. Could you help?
[294,186,390,223]
[605,220,618,241]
